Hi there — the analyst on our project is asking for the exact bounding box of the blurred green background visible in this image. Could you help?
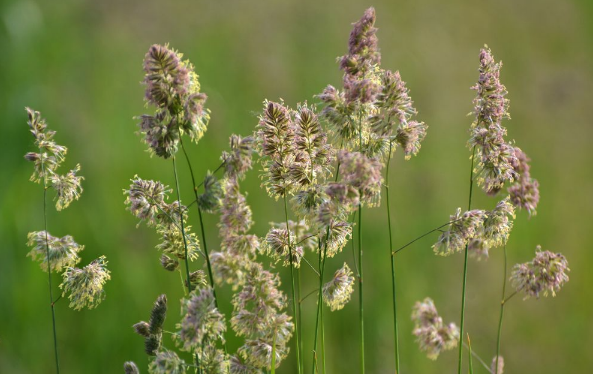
[1,0,592,373]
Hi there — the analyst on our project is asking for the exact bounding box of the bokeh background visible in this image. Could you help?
[1,0,592,373]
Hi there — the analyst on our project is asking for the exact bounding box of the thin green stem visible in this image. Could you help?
[357,109,365,374]
[283,193,301,374]
[457,145,476,374]
[311,139,343,373]
[180,140,219,307]
[179,268,188,296]
[462,342,492,373]
[297,267,304,374]
[393,219,462,255]
[385,142,400,374]
[172,156,192,293]
[357,200,365,374]
[319,244,326,374]
[494,245,508,374]
[42,170,60,374]
[502,290,517,305]
[467,335,474,374]
[312,237,328,374]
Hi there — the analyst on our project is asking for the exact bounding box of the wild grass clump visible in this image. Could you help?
[22,7,569,374]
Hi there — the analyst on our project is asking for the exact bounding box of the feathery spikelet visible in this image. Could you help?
[323,263,355,311]
[482,196,515,248]
[160,254,179,271]
[219,179,253,235]
[507,147,540,216]
[124,361,140,374]
[125,177,171,227]
[155,224,200,261]
[290,103,333,188]
[229,355,259,374]
[148,350,186,374]
[139,44,209,158]
[198,172,223,213]
[339,7,380,77]
[222,135,255,180]
[411,297,459,360]
[177,288,226,351]
[25,108,85,210]
[48,164,84,211]
[291,185,329,224]
[256,100,295,198]
[321,220,352,258]
[134,295,167,356]
[433,208,487,256]
[25,108,67,183]
[60,256,111,311]
[371,70,416,134]
[338,150,383,206]
[370,69,428,158]
[511,246,569,298]
[133,321,151,337]
[261,227,302,268]
[231,263,293,370]
[317,85,357,141]
[395,121,428,160]
[27,231,83,272]
[197,346,229,374]
[468,47,518,194]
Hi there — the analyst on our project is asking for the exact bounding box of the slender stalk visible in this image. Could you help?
[283,193,301,374]
[457,145,476,374]
[319,249,326,374]
[311,141,343,372]
[297,267,304,373]
[172,156,192,292]
[312,238,328,374]
[180,140,219,307]
[385,142,400,374]
[462,342,493,373]
[357,109,365,374]
[357,200,365,374]
[179,268,188,296]
[494,245,507,374]
[393,219,462,255]
[467,334,474,374]
[42,165,60,374]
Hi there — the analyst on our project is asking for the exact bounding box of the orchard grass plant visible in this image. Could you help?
[22,7,569,374]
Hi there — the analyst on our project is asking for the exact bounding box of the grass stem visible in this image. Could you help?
[283,193,302,374]
[42,164,60,374]
[180,139,219,307]
[172,156,192,293]
[457,145,476,374]
[495,245,508,374]
[385,142,400,373]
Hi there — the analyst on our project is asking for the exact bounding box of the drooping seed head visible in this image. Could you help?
[27,231,83,272]
[322,263,355,311]
[60,256,111,311]
[511,246,569,298]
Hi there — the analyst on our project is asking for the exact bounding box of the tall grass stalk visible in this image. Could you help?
[495,245,508,374]
[172,156,192,292]
[42,161,60,374]
[312,237,328,374]
[457,145,477,374]
[180,140,219,307]
[385,141,400,373]
[357,112,365,374]
[283,193,302,374]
